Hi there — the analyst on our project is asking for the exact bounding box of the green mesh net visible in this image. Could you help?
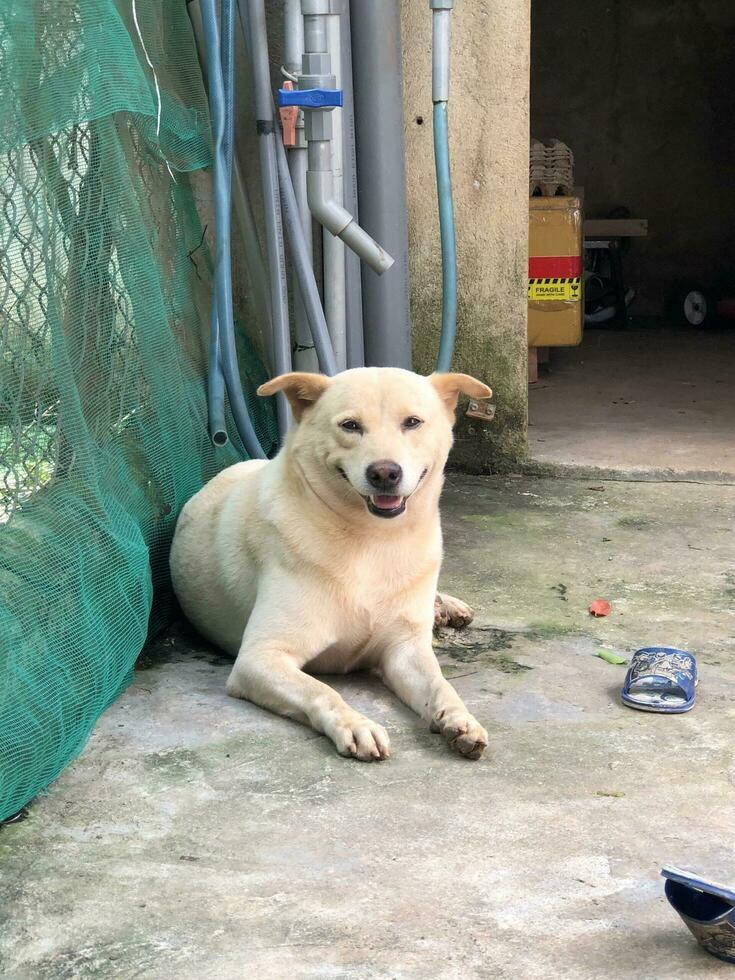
[0,0,277,820]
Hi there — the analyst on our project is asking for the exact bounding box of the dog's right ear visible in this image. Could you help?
[429,373,493,415]
[257,372,331,422]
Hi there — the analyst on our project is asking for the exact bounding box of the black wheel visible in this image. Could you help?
[668,280,713,327]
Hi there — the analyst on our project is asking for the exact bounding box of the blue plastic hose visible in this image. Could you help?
[201,0,266,458]
[207,307,227,445]
[205,0,233,447]
[203,0,228,446]
[206,0,236,447]
[433,100,457,373]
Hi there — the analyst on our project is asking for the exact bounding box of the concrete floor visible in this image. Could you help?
[529,326,735,476]
[2,476,735,979]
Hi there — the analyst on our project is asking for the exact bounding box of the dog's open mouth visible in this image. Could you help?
[366,494,406,519]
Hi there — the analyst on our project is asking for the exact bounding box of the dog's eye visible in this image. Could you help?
[339,419,362,434]
[402,416,423,430]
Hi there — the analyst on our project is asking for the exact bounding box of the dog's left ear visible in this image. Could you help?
[429,373,492,414]
[257,372,331,422]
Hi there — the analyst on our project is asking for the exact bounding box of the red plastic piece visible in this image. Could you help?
[279,80,298,148]
[589,599,612,618]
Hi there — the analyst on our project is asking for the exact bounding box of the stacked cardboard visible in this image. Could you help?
[527,137,582,363]
[529,138,574,197]
[528,196,583,349]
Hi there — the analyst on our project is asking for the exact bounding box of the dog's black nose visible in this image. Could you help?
[366,460,402,489]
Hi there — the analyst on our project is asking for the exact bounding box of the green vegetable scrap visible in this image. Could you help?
[596,649,628,666]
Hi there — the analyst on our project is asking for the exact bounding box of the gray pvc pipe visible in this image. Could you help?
[243,0,337,378]
[283,0,304,71]
[301,0,394,278]
[306,151,394,275]
[324,12,347,371]
[338,2,365,368]
[239,0,292,436]
[283,0,318,372]
[275,133,338,376]
[350,0,412,369]
[303,14,327,52]
[431,3,453,102]
[286,148,319,372]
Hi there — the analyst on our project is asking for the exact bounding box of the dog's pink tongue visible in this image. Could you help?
[373,494,403,510]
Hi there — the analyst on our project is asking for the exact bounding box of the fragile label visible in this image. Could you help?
[528,277,581,302]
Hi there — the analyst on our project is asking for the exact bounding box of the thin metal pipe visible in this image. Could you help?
[240,0,292,435]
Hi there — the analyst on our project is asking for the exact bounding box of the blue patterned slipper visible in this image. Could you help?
[621,647,697,713]
[662,866,735,963]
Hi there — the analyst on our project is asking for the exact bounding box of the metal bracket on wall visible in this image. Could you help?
[465,400,496,423]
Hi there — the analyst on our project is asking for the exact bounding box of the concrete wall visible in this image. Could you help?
[532,0,735,316]
[403,0,531,471]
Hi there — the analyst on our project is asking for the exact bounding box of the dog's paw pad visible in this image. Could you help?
[333,715,391,762]
[432,710,488,760]
[434,593,474,630]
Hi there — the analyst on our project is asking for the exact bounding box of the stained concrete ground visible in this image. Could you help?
[2,475,735,979]
[529,326,735,476]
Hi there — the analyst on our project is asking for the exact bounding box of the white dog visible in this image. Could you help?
[170,368,491,761]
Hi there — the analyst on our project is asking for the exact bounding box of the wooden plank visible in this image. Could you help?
[528,346,538,384]
[584,218,648,238]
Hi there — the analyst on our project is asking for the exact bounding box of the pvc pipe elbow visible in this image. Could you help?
[306,171,394,275]
[306,170,351,234]
[340,219,394,276]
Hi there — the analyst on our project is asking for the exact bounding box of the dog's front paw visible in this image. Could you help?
[430,708,487,760]
[434,593,474,630]
[329,712,391,762]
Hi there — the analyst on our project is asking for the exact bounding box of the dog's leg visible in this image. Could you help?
[434,592,474,629]
[378,631,487,760]
[227,644,391,762]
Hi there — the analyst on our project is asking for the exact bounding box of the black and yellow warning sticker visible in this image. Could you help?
[528,277,581,302]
